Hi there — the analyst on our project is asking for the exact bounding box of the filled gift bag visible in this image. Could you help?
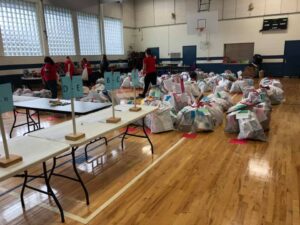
[237,111,267,141]
[225,111,240,133]
[253,102,272,131]
[145,101,174,133]
[266,85,284,105]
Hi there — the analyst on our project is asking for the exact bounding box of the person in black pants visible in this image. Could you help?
[139,49,157,98]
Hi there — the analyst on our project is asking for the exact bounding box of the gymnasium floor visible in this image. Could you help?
[0,78,299,225]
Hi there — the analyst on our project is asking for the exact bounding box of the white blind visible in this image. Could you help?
[44,5,75,56]
[0,0,42,56]
[77,12,101,55]
[104,17,124,55]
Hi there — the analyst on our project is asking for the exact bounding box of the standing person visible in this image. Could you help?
[64,56,75,78]
[81,58,94,85]
[41,56,58,99]
[100,54,110,74]
[139,48,157,98]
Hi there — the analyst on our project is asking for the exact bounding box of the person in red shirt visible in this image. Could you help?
[41,56,58,98]
[81,58,96,86]
[64,56,75,77]
[139,48,157,98]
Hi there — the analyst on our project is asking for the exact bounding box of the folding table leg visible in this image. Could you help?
[17,163,65,223]
[20,170,28,208]
[121,126,129,150]
[71,148,90,205]
[9,109,17,138]
[84,137,108,161]
[142,118,154,154]
[120,117,154,154]
[43,162,65,223]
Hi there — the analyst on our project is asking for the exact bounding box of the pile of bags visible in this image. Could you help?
[224,83,278,141]
[120,73,144,89]
[14,88,52,98]
[259,78,284,105]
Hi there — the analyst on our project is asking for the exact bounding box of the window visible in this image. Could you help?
[224,43,254,63]
[0,0,42,56]
[44,5,75,56]
[77,12,101,55]
[104,18,124,55]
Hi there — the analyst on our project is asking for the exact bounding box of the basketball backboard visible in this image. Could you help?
[187,10,219,35]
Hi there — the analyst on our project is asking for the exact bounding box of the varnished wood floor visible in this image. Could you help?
[0,78,299,225]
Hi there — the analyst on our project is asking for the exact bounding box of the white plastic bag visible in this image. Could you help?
[267,85,284,105]
[225,111,240,133]
[145,101,174,133]
[121,76,131,88]
[82,68,88,81]
[237,111,267,141]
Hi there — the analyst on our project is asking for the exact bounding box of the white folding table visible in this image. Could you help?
[28,104,157,206]
[0,136,70,222]
[11,97,111,138]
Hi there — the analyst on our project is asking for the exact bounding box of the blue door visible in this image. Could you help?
[148,47,160,63]
[183,46,197,66]
[284,40,300,76]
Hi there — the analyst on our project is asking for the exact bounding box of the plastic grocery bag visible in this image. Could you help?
[185,81,201,97]
[241,90,260,106]
[145,101,174,133]
[260,78,282,89]
[230,80,243,93]
[225,111,240,133]
[206,95,232,112]
[121,76,131,88]
[172,93,191,112]
[198,80,210,93]
[227,102,248,113]
[253,102,272,131]
[205,104,223,127]
[237,111,267,141]
[82,68,88,81]
[266,85,284,105]
[176,106,215,133]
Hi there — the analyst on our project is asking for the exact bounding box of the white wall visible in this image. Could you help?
[134,0,300,62]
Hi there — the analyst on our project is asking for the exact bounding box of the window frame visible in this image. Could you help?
[103,17,124,56]
[0,0,43,56]
[77,11,101,56]
[44,4,76,56]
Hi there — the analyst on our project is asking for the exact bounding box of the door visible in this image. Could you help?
[148,47,160,63]
[183,46,197,66]
[284,40,300,76]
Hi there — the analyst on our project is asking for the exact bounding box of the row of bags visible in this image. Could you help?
[224,84,280,141]
[143,90,233,134]
[14,88,52,98]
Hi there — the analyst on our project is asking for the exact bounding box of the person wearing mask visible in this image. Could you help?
[41,56,58,98]
[64,56,75,78]
[139,49,157,98]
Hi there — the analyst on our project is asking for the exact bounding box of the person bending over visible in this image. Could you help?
[139,49,157,98]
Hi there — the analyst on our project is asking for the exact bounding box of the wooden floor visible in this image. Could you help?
[0,78,299,225]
